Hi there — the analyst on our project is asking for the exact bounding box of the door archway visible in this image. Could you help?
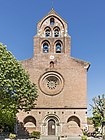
[42,115,60,136]
[48,119,55,135]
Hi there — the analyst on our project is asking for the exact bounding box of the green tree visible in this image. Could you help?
[91,95,105,135]
[0,109,16,132]
[0,43,38,132]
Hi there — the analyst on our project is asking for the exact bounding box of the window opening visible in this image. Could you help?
[47,76,58,89]
[50,61,54,68]
[54,28,59,37]
[56,43,61,53]
[50,18,54,25]
[45,29,51,37]
[43,43,49,53]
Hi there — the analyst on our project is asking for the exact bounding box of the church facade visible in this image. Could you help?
[17,9,90,136]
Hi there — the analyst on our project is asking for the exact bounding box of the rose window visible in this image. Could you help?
[47,80,57,89]
[47,81,56,89]
[39,72,64,96]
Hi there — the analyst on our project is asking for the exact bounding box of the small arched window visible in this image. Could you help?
[50,18,54,25]
[56,42,62,53]
[54,27,60,37]
[50,61,54,68]
[45,28,51,37]
[43,42,49,53]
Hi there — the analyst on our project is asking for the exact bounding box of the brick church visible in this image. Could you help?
[17,9,90,136]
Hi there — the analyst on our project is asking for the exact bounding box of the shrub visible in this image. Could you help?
[81,135,87,140]
[9,133,16,139]
[30,131,40,139]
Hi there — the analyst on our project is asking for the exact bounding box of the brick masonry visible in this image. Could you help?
[17,9,90,136]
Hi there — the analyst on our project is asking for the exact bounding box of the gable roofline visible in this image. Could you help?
[37,8,67,26]
[71,57,90,71]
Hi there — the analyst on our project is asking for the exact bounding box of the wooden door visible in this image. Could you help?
[48,119,55,135]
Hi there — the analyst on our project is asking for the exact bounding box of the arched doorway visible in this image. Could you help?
[48,119,55,135]
[42,115,60,136]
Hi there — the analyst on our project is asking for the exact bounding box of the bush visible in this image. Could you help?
[9,133,16,139]
[81,135,87,140]
[30,131,40,139]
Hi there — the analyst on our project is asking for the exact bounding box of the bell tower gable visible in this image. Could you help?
[37,8,68,37]
[33,9,71,55]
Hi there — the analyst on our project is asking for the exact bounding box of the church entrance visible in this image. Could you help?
[42,115,60,136]
[48,119,55,135]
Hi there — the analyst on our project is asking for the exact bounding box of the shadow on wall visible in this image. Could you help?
[16,119,29,139]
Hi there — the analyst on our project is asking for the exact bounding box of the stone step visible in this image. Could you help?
[40,136,58,140]
[40,136,82,140]
[67,137,81,140]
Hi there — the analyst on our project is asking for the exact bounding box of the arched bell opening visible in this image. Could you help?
[42,40,50,53]
[54,26,60,37]
[54,40,63,53]
[50,18,55,25]
[44,27,51,37]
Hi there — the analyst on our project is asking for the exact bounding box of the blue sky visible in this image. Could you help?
[0,0,105,116]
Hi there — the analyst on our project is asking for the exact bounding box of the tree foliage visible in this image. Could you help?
[0,109,15,132]
[0,43,38,131]
[92,95,105,133]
